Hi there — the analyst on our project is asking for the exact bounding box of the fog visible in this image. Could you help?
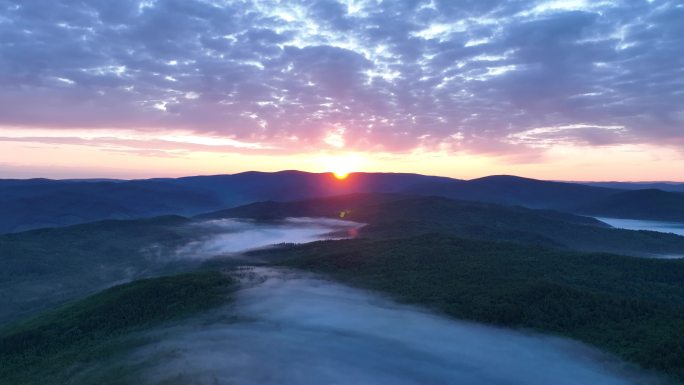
[597,217,684,259]
[128,268,662,385]
[0,218,361,323]
[597,217,684,237]
[172,218,363,260]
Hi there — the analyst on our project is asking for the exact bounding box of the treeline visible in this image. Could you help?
[0,271,235,385]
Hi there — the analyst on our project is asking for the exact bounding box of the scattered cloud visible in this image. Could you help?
[0,0,682,156]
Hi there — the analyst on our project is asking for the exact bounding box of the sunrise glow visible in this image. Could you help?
[319,153,362,181]
[3,2,684,382]
[333,171,350,180]
[0,0,682,181]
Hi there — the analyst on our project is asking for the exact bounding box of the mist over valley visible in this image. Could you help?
[3,182,684,384]
[3,0,684,382]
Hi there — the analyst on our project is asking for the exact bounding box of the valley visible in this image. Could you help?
[3,183,684,384]
[103,267,665,385]
[4,1,682,383]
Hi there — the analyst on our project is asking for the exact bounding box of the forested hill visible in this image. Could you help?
[201,193,684,257]
[0,216,198,325]
[0,179,220,233]
[264,234,684,382]
[0,271,235,385]
[577,189,684,222]
[405,175,620,210]
[406,175,684,221]
[3,171,684,234]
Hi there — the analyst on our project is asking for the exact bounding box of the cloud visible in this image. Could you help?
[0,0,682,156]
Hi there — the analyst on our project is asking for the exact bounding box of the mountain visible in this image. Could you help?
[405,175,620,210]
[3,171,684,234]
[406,175,684,221]
[577,189,684,221]
[0,179,220,233]
[158,170,455,206]
[584,181,684,192]
[0,171,452,233]
[206,193,684,257]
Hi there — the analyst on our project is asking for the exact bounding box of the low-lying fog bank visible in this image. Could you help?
[0,217,362,326]
[127,268,663,385]
[171,217,363,260]
[597,217,684,237]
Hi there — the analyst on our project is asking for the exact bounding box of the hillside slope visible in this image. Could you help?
[268,234,684,382]
[205,193,684,257]
[3,172,684,234]
[0,271,235,385]
[407,175,684,222]
[578,189,684,221]
[0,179,219,233]
[0,216,199,324]
[405,175,619,209]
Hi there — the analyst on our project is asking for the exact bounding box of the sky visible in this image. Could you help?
[0,0,682,181]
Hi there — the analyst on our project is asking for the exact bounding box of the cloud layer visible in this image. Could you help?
[1,0,682,155]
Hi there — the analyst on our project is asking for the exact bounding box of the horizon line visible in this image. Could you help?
[1,170,682,184]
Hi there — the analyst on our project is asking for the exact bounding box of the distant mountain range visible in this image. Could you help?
[0,172,451,233]
[1,171,684,233]
[582,181,684,192]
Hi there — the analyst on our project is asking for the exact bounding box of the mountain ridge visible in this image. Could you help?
[2,171,684,233]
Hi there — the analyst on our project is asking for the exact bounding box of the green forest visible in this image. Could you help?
[3,193,684,384]
[0,271,235,385]
[263,234,684,382]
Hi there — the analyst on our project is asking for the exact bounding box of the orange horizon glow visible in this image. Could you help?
[1,1,682,185]
[1,140,684,182]
[322,153,362,181]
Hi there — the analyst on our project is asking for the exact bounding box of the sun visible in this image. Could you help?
[333,170,350,180]
[320,153,364,181]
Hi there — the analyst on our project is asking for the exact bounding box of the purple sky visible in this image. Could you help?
[0,0,682,180]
